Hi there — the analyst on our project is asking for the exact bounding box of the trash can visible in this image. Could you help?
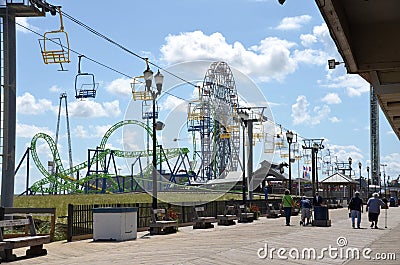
[93,207,138,241]
[314,206,329,220]
[312,206,331,227]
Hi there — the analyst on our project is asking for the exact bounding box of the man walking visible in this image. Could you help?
[348,191,363,229]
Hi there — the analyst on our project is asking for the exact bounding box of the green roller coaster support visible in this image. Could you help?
[29,120,188,194]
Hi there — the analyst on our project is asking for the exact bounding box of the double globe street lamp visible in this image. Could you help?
[143,65,164,210]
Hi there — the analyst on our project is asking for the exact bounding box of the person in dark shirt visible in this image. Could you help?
[312,192,323,207]
[348,191,363,228]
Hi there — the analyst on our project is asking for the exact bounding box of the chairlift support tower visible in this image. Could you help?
[370,85,380,186]
[0,0,54,207]
[53,93,73,192]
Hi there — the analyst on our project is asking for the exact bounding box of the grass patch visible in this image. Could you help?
[14,192,245,223]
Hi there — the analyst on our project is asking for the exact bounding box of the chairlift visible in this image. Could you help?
[142,100,159,120]
[264,133,275,153]
[39,7,70,70]
[75,55,98,99]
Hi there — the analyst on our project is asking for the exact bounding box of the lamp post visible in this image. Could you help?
[358,162,362,193]
[144,65,164,210]
[348,157,352,178]
[348,157,352,197]
[366,166,370,197]
[286,131,294,193]
[381,164,387,197]
[302,139,324,196]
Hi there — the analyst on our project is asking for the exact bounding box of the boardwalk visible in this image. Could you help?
[13,206,400,264]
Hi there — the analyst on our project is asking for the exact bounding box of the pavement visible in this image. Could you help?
[11,206,400,265]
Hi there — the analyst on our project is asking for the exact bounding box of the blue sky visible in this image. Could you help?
[11,0,400,194]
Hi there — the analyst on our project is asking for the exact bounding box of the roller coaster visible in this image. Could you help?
[27,61,272,195]
[29,119,189,194]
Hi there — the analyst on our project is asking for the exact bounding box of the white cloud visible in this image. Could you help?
[17,123,53,139]
[327,144,363,163]
[275,15,312,30]
[73,125,88,138]
[16,17,39,33]
[324,69,369,97]
[106,77,132,96]
[49,85,62,93]
[346,87,362,97]
[293,49,328,65]
[300,34,317,47]
[160,31,298,82]
[329,117,341,123]
[73,124,113,139]
[321,93,342,104]
[381,153,400,181]
[160,95,186,112]
[91,125,112,138]
[291,95,311,125]
[312,105,331,125]
[17,92,56,115]
[69,100,121,118]
[291,95,331,125]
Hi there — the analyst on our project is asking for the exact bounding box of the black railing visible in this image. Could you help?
[67,198,282,242]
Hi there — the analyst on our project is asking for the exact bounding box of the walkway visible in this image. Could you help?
[13,206,400,264]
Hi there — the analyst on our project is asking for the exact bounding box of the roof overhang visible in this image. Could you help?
[316,0,400,139]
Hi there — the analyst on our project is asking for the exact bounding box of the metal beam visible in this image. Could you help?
[1,13,16,207]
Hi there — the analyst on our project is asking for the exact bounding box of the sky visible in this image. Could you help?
[9,0,400,194]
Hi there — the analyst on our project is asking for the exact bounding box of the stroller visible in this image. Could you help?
[299,197,313,226]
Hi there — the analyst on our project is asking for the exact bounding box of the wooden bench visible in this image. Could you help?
[266,203,281,218]
[149,208,178,235]
[217,205,237,226]
[0,215,50,261]
[193,207,216,229]
[237,205,254,223]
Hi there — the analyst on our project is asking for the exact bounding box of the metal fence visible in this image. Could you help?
[67,198,280,242]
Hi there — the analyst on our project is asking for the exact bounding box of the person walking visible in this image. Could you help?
[281,189,294,226]
[300,196,312,226]
[348,191,363,229]
[366,193,386,229]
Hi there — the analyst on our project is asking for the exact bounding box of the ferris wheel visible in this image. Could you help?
[188,62,240,181]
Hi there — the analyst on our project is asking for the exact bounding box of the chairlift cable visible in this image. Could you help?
[17,21,190,102]
[59,10,199,88]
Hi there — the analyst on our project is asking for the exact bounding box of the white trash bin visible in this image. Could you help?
[93,207,138,241]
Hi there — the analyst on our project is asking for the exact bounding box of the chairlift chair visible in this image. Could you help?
[264,132,275,153]
[75,55,98,99]
[142,100,159,119]
[39,7,70,69]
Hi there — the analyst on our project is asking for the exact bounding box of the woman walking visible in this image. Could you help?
[281,189,294,226]
[366,193,386,229]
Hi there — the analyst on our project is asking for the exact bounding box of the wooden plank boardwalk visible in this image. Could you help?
[11,206,400,264]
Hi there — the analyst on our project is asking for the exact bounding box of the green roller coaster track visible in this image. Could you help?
[29,120,189,194]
